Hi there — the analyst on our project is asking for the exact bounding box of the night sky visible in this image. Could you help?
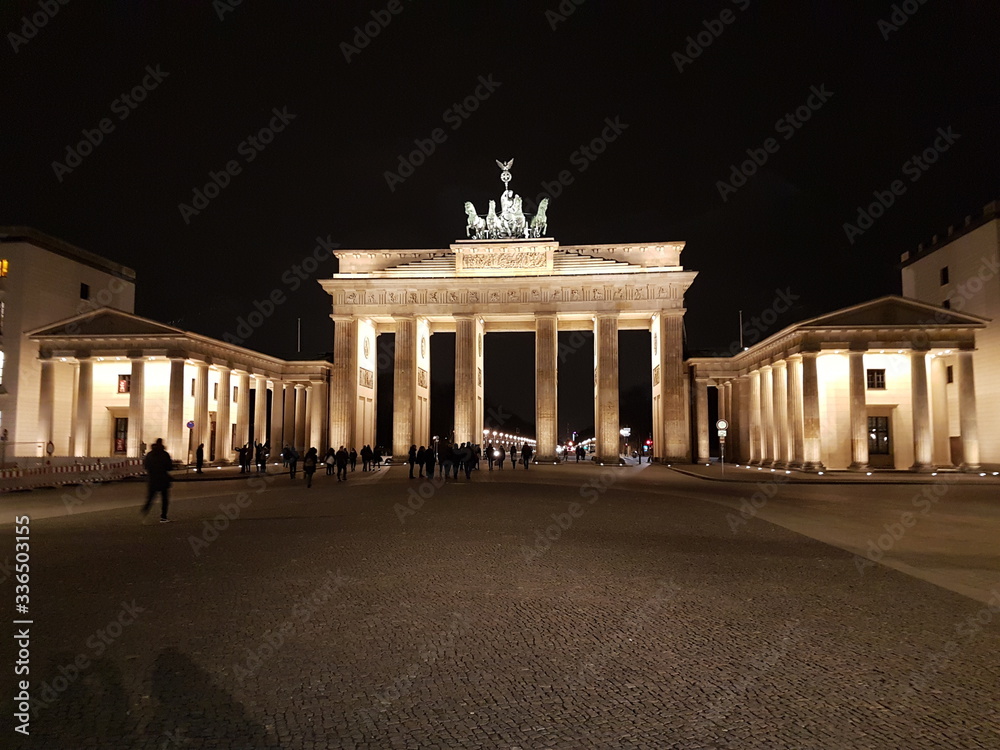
[3,1,998,444]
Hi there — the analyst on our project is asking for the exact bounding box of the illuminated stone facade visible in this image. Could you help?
[901,202,1000,466]
[321,239,697,464]
[688,297,988,471]
[28,308,331,462]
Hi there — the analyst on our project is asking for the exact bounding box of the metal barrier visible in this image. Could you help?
[0,459,145,493]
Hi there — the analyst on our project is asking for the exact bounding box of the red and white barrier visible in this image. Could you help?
[0,459,145,493]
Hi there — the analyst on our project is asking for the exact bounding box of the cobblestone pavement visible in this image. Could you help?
[3,464,999,748]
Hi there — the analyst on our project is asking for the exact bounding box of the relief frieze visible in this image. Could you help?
[331,282,680,310]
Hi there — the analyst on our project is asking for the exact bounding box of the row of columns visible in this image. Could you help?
[696,348,980,472]
[37,355,325,461]
[334,310,689,466]
[697,352,826,471]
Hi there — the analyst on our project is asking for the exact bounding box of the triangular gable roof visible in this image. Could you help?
[27,307,185,338]
[796,295,989,329]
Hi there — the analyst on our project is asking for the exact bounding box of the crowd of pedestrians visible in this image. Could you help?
[143,437,543,516]
[401,440,534,480]
[141,432,551,528]
[273,438,538,486]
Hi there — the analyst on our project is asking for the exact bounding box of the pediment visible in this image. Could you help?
[799,296,988,329]
[28,308,185,338]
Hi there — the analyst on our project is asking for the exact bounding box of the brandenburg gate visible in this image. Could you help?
[319,162,697,464]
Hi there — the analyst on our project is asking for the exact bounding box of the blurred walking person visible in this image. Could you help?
[142,438,173,523]
[336,445,350,481]
[303,447,318,488]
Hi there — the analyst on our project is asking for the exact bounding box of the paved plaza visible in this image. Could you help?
[3,464,1000,748]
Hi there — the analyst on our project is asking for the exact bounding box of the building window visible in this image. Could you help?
[868,416,890,455]
[80,283,90,300]
[0,300,5,334]
[866,369,886,389]
[114,417,128,453]
[942,299,951,309]
[118,374,131,393]
[940,266,949,285]
[233,386,239,402]
[191,378,196,396]
[213,382,219,400]
[947,365,954,384]
[0,259,8,277]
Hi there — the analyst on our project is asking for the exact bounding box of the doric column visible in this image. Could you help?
[415,319,431,447]
[910,350,934,471]
[330,316,358,450]
[659,313,689,462]
[37,357,56,448]
[695,378,710,462]
[393,315,417,458]
[717,383,726,422]
[74,357,93,457]
[848,349,869,470]
[193,362,210,462]
[801,351,825,471]
[127,357,146,457]
[303,385,313,450]
[234,371,250,449]
[749,369,761,464]
[68,362,79,455]
[594,313,620,464]
[772,360,789,467]
[930,356,951,466]
[253,375,267,445]
[269,380,284,455]
[723,381,735,460]
[736,375,751,464]
[787,355,804,468]
[167,358,185,459]
[957,349,980,471]
[760,365,774,467]
[535,313,559,462]
[283,384,296,451]
[294,384,307,450]
[453,315,484,445]
[310,379,328,450]
[215,367,232,463]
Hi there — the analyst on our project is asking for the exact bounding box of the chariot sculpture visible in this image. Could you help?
[464,159,551,240]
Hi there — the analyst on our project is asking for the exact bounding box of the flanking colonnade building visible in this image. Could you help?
[688,200,999,472]
[688,297,987,471]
